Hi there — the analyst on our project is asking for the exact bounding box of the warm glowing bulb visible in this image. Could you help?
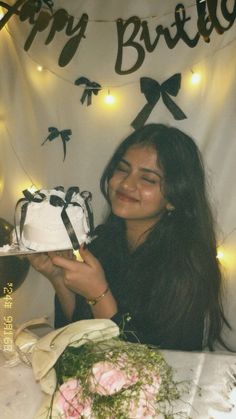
[216,250,224,261]
[105,91,115,105]
[37,65,43,72]
[217,245,236,271]
[27,185,37,194]
[0,7,4,20]
[191,72,201,85]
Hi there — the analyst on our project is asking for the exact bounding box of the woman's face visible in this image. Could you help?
[108,145,169,223]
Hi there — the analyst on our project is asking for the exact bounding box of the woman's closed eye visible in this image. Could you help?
[115,165,129,173]
[141,176,158,184]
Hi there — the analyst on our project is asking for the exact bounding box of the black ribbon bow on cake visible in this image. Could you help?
[50,187,94,250]
[15,186,94,251]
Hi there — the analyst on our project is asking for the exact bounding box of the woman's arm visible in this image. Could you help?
[51,245,118,320]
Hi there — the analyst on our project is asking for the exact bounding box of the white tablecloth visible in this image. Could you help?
[0,354,43,419]
[163,350,236,418]
[1,350,236,418]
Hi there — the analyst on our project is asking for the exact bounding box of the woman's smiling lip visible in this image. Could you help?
[116,191,139,202]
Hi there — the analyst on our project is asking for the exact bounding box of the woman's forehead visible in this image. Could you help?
[122,145,161,168]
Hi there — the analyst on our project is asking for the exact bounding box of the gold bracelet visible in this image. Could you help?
[86,286,110,306]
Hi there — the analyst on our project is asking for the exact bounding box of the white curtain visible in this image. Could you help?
[0,0,235,347]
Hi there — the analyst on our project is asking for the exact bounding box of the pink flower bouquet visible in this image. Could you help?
[52,338,181,418]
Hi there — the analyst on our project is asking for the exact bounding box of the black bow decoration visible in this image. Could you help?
[131,73,187,130]
[42,127,72,161]
[74,77,101,106]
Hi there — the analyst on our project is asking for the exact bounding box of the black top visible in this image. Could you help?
[55,224,205,351]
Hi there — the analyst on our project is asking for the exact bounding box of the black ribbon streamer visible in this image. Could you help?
[50,187,94,250]
[131,73,187,130]
[49,187,81,250]
[81,190,94,235]
[14,189,45,246]
[74,77,101,106]
[42,127,72,161]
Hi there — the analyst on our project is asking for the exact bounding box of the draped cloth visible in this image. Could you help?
[0,0,235,351]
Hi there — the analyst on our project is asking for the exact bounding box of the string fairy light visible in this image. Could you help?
[191,69,201,85]
[27,185,38,194]
[0,7,4,20]
[36,64,44,72]
[217,228,236,272]
[104,89,115,105]
[217,245,236,271]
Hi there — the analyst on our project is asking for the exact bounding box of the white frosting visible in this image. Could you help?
[17,188,92,251]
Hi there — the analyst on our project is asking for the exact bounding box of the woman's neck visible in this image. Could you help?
[125,219,156,251]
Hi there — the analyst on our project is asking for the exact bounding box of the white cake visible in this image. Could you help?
[15,187,93,251]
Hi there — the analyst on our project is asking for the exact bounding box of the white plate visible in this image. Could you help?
[0,246,72,257]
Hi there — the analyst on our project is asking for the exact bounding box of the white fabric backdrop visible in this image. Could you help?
[0,0,235,347]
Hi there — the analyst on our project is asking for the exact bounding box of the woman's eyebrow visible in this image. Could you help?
[140,168,162,178]
[119,158,130,166]
[120,159,162,177]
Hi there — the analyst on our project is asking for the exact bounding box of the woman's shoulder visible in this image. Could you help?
[88,224,114,256]
[91,223,112,242]
[88,222,128,263]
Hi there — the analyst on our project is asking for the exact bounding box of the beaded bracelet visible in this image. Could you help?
[86,286,110,306]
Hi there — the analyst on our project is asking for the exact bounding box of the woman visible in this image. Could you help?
[29,124,230,351]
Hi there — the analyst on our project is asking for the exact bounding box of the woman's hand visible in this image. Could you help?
[27,250,77,322]
[51,245,107,300]
[27,250,73,286]
[52,245,118,319]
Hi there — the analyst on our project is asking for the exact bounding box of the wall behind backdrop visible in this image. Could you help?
[0,0,235,347]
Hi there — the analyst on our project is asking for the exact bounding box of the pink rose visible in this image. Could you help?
[128,389,157,418]
[142,373,162,397]
[89,360,138,396]
[58,378,92,418]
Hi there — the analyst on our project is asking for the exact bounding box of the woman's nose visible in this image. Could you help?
[120,173,137,191]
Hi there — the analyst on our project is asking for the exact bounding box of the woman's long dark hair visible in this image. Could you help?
[100,124,230,350]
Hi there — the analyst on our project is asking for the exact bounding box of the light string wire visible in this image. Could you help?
[41,0,207,23]
[3,125,39,188]
[218,228,236,247]
[2,20,236,90]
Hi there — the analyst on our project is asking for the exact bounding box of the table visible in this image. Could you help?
[1,349,236,418]
[0,354,42,419]
[163,350,236,418]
